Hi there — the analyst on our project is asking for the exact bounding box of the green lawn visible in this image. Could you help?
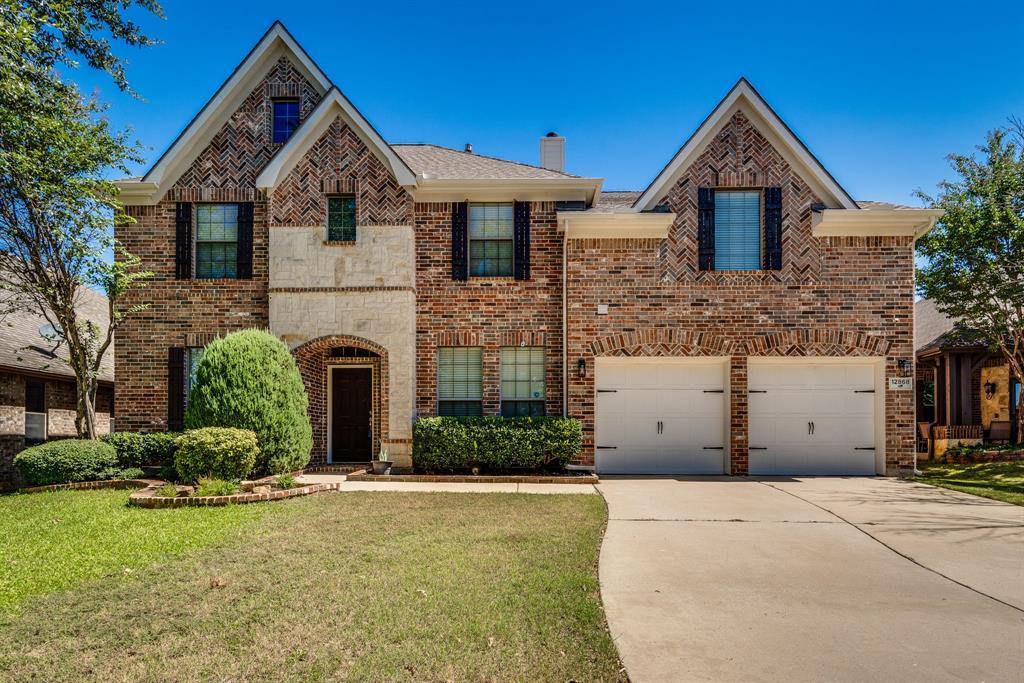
[0,490,623,682]
[916,460,1024,506]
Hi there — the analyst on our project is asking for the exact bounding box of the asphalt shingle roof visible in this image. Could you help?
[392,144,579,180]
[0,287,113,382]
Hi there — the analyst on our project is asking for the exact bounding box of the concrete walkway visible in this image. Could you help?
[598,476,1024,683]
[296,473,597,494]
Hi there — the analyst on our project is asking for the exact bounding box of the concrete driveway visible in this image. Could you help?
[598,477,1024,682]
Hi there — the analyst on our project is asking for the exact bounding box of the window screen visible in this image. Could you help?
[438,347,482,416]
[714,191,761,270]
[185,346,205,407]
[469,203,514,277]
[25,380,45,414]
[195,204,238,279]
[272,100,300,143]
[500,346,545,417]
[327,195,357,241]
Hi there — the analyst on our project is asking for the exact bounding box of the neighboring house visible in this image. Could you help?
[114,22,940,476]
[0,289,115,485]
[915,298,1021,455]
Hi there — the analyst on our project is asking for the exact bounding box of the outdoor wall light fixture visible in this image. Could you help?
[577,358,587,378]
[897,359,912,375]
[984,381,997,400]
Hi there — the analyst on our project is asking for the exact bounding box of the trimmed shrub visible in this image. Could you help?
[102,431,182,468]
[185,330,312,475]
[194,478,240,497]
[174,427,259,484]
[413,417,582,472]
[14,439,119,486]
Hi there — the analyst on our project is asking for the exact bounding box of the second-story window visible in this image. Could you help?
[327,195,357,241]
[469,202,514,277]
[195,204,238,279]
[713,191,761,270]
[272,100,300,143]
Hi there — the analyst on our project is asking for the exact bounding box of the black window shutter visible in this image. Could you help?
[167,347,185,431]
[513,200,531,280]
[236,202,254,279]
[763,187,782,270]
[697,188,715,271]
[451,201,468,281]
[175,202,193,279]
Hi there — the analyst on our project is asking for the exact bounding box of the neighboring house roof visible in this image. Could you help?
[632,78,859,212]
[915,298,990,355]
[0,288,114,383]
[392,144,578,180]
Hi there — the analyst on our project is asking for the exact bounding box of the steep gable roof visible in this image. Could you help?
[633,78,858,211]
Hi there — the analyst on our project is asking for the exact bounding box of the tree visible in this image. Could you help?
[916,122,1024,439]
[0,1,162,437]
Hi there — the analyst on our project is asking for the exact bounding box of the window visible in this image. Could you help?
[185,347,204,407]
[469,203,514,277]
[714,190,761,270]
[272,100,300,143]
[195,204,238,279]
[25,380,46,443]
[327,195,357,241]
[501,347,545,416]
[437,347,482,416]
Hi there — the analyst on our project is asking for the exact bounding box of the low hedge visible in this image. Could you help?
[174,427,260,484]
[14,439,120,486]
[103,431,182,468]
[413,417,582,472]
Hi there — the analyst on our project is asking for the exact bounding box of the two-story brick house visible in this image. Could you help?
[115,22,939,476]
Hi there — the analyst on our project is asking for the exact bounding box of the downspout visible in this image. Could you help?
[562,226,568,418]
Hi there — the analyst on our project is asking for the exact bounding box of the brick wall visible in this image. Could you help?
[414,201,564,418]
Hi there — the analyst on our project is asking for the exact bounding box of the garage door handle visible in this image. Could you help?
[702,446,724,450]
[597,389,617,393]
[596,446,618,450]
[703,389,724,393]
[854,447,875,451]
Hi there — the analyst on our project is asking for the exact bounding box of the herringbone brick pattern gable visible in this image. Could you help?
[270,116,412,226]
[172,57,322,191]
[659,110,822,283]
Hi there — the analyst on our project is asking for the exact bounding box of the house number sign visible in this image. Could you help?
[888,377,913,391]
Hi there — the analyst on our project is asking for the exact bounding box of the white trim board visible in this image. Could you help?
[633,78,859,212]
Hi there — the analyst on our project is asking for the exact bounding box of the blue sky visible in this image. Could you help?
[81,0,1023,205]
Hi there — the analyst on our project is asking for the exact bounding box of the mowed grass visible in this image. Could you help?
[0,491,624,682]
[917,460,1024,506]
[0,489,271,613]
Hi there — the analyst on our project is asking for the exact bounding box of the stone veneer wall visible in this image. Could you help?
[414,201,564,419]
[0,371,113,487]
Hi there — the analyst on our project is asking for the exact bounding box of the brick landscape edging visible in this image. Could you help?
[20,479,155,494]
[129,482,333,508]
[346,471,599,484]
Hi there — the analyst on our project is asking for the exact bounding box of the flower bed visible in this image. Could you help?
[346,471,598,484]
[129,481,332,508]
[937,443,1024,464]
[20,479,155,494]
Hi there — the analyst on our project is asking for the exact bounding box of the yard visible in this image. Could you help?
[0,489,623,682]
[916,460,1024,506]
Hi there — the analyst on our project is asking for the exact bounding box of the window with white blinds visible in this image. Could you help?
[500,346,545,417]
[438,347,483,416]
[714,191,761,270]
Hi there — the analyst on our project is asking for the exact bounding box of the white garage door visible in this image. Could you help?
[748,360,879,475]
[595,358,728,474]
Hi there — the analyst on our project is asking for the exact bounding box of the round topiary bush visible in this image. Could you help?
[185,329,312,475]
[14,439,119,486]
[174,427,259,484]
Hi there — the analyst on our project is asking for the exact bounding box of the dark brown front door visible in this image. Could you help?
[330,367,372,462]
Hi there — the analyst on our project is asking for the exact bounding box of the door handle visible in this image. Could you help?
[811,421,815,435]
[808,421,812,435]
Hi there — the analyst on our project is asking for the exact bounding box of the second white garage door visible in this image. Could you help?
[748,359,880,475]
[595,357,728,474]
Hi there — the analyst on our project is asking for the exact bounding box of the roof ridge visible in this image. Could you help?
[393,142,580,178]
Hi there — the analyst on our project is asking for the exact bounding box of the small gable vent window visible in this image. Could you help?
[327,195,357,241]
[272,100,300,143]
[714,190,761,270]
[469,202,514,277]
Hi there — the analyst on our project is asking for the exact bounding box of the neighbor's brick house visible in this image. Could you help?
[115,22,939,476]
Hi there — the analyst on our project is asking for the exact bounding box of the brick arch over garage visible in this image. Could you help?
[746,328,893,357]
[292,335,389,465]
[589,329,736,357]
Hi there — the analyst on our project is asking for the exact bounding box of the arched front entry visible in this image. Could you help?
[293,335,389,465]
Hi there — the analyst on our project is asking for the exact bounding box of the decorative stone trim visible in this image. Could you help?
[346,471,598,484]
[269,286,414,293]
[20,479,155,494]
[321,240,357,247]
[129,482,332,507]
[591,329,734,356]
[749,328,892,356]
